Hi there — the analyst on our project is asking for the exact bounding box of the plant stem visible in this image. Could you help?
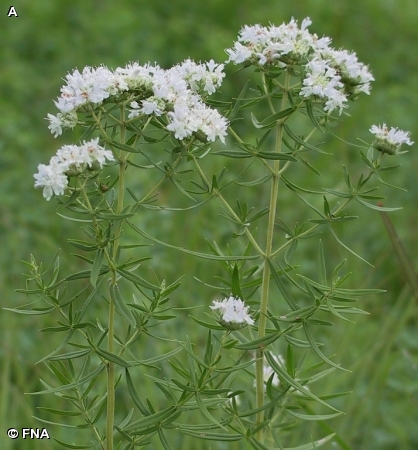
[255,71,290,441]
[106,107,127,450]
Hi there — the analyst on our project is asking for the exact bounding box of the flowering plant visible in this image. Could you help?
[13,17,413,450]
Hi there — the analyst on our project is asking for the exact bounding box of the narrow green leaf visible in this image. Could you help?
[158,429,174,450]
[139,347,183,365]
[305,101,324,131]
[231,264,243,299]
[235,330,282,350]
[116,268,160,290]
[90,248,104,288]
[267,259,298,311]
[299,156,322,175]
[127,221,259,261]
[265,352,340,412]
[214,360,256,373]
[3,306,55,315]
[235,174,272,187]
[110,284,136,327]
[126,369,149,415]
[322,188,352,198]
[66,267,110,281]
[123,406,177,432]
[46,349,91,361]
[229,80,249,121]
[317,240,327,286]
[27,365,105,395]
[356,197,402,212]
[95,210,137,220]
[257,151,297,161]
[251,107,295,129]
[328,226,372,266]
[109,140,141,153]
[67,239,98,252]
[282,176,324,195]
[189,316,225,331]
[37,407,82,417]
[56,212,95,223]
[282,433,336,450]
[96,348,132,367]
[285,409,342,421]
[303,323,348,371]
[284,124,328,154]
[285,335,323,348]
[179,429,242,441]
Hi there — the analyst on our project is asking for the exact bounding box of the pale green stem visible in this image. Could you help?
[105,107,127,450]
[255,71,291,441]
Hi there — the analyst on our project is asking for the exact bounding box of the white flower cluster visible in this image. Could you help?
[370,123,414,155]
[47,59,228,143]
[34,138,114,201]
[226,17,374,114]
[210,296,255,330]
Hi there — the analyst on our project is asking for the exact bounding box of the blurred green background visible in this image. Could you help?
[1,0,417,448]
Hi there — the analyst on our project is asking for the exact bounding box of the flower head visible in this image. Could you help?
[318,48,374,97]
[370,123,414,155]
[34,162,68,201]
[210,296,254,330]
[34,139,114,200]
[226,17,373,112]
[300,58,347,114]
[47,60,228,145]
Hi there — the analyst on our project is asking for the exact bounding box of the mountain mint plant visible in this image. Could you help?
[13,17,413,450]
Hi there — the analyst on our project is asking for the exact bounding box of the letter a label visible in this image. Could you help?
[8,6,18,17]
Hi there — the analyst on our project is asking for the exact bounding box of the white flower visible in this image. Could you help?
[300,58,347,114]
[318,48,374,97]
[81,138,115,169]
[210,296,254,329]
[54,144,88,174]
[34,162,68,201]
[115,62,158,91]
[226,41,253,64]
[47,114,63,137]
[54,66,116,114]
[370,123,414,155]
[34,139,114,200]
[226,17,320,67]
[46,111,78,138]
[47,60,228,145]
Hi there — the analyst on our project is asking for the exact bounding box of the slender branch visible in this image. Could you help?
[105,105,128,450]
[192,155,264,256]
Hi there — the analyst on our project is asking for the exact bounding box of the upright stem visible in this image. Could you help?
[106,108,127,450]
[255,72,290,441]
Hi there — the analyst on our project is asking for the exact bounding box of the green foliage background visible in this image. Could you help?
[1,0,417,448]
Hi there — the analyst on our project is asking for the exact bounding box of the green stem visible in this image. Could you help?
[255,71,290,441]
[106,107,127,450]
